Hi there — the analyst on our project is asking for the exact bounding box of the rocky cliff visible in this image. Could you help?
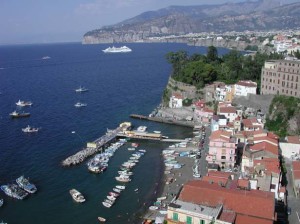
[82,0,300,45]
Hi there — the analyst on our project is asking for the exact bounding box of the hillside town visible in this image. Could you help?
[146,57,300,224]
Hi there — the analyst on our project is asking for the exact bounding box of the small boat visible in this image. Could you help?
[137,126,147,132]
[9,111,30,118]
[115,185,126,190]
[74,102,87,107]
[42,56,51,60]
[69,189,85,203]
[16,99,32,107]
[153,130,161,134]
[16,176,37,193]
[134,188,139,192]
[1,184,28,200]
[98,217,106,222]
[149,206,159,210]
[131,143,139,148]
[107,195,116,201]
[22,125,39,133]
[115,176,131,183]
[113,188,122,193]
[102,201,112,208]
[128,147,135,151]
[108,192,119,197]
[104,199,115,205]
[0,199,3,207]
[75,86,88,93]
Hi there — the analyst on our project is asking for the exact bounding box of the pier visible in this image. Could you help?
[62,122,131,166]
[130,114,195,128]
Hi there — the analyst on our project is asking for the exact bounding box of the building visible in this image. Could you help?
[166,180,276,224]
[260,60,300,98]
[279,136,300,161]
[206,130,236,169]
[234,80,257,97]
[169,93,183,108]
[218,106,238,122]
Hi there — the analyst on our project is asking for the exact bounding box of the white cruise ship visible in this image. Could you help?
[102,46,132,53]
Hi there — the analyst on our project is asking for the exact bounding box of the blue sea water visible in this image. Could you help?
[0,43,227,224]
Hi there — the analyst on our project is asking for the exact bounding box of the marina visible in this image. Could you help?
[62,122,131,166]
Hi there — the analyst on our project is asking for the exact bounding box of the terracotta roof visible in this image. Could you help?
[179,180,275,221]
[219,106,237,114]
[210,130,231,141]
[287,136,300,144]
[236,80,257,88]
[219,210,236,223]
[218,102,232,108]
[202,108,214,113]
[249,142,279,156]
[237,179,249,189]
[253,136,278,146]
[202,176,228,186]
[172,92,183,99]
[254,158,280,175]
[294,171,300,180]
[292,161,300,171]
[267,132,279,140]
[235,214,273,224]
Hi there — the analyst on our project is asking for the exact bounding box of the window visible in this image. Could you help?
[221,156,226,159]
[186,216,192,224]
[173,213,178,221]
[200,220,205,224]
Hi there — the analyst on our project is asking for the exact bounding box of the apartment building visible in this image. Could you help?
[261,60,300,97]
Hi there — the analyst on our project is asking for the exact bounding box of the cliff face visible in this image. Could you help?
[82,1,300,44]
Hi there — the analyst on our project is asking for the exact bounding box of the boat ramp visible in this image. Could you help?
[62,122,131,167]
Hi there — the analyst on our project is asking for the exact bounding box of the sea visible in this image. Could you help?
[0,42,227,224]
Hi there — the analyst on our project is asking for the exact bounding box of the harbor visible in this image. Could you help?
[61,122,131,166]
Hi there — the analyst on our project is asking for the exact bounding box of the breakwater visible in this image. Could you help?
[130,114,195,128]
[62,122,131,166]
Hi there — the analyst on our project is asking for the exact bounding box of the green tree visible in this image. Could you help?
[207,46,219,63]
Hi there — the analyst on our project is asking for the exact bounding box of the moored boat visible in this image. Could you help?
[115,176,131,183]
[98,217,106,222]
[108,192,119,197]
[0,199,3,207]
[113,188,122,193]
[1,184,28,200]
[102,201,112,208]
[69,189,85,203]
[115,185,126,190]
[16,176,37,193]
[107,195,116,201]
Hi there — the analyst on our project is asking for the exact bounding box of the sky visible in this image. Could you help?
[0,0,299,44]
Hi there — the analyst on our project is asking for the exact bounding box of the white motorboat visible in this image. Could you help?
[107,195,116,201]
[75,86,88,93]
[115,185,126,190]
[16,99,32,107]
[102,201,112,208]
[74,102,87,108]
[102,46,132,53]
[69,189,85,203]
[22,125,39,133]
[137,126,147,132]
[98,216,106,222]
[108,192,119,197]
[153,130,161,134]
[113,188,122,193]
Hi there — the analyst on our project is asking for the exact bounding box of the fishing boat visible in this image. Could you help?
[74,102,87,107]
[16,176,37,193]
[9,110,30,118]
[102,46,132,53]
[69,189,85,203]
[98,217,106,222]
[115,176,131,183]
[1,184,28,200]
[16,99,32,107]
[75,86,88,93]
[102,201,112,208]
[22,125,39,133]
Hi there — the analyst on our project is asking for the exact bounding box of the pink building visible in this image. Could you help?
[194,107,214,123]
[206,130,237,169]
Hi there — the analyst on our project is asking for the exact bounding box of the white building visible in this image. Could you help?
[169,93,183,108]
[234,80,257,97]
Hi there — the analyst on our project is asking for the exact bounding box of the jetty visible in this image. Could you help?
[130,114,195,128]
[62,122,131,166]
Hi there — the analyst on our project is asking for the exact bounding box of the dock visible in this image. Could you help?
[62,122,131,166]
[130,114,195,128]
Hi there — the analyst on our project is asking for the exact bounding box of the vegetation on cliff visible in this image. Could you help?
[165,46,283,91]
[265,95,300,137]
